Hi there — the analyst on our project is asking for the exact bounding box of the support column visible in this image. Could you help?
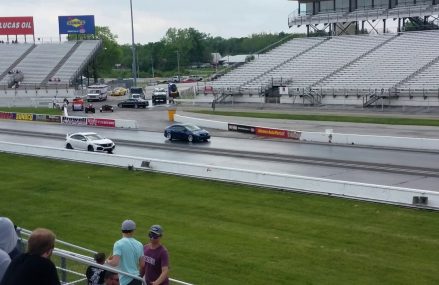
[306,25,310,36]
[383,19,387,33]
[397,18,401,32]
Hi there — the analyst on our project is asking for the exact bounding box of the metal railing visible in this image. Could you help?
[19,228,194,285]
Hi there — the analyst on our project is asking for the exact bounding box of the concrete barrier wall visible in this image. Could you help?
[115,119,137,129]
[0,141,436,209]
[176,114,439,151]
[174,114,228,130]
[301,131,439,150]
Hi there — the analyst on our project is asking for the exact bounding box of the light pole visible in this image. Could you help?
[130,0,137,86]
[176,50,180,75]
[151,55,155,78]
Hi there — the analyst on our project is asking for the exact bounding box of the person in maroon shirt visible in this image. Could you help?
[141,225,169,285]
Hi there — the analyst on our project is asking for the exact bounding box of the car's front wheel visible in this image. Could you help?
[66,143,73,149]
[166,132,172,140]
[87,145,94,152]
[187,135,193,142]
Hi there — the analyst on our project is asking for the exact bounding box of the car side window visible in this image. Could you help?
[71,135,82,140]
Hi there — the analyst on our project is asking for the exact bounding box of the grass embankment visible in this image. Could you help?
[192,110,439,126]
[1,153,438,284]
[0,107,62,115]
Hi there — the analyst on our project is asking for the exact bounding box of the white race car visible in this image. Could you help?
[65,132,115,153]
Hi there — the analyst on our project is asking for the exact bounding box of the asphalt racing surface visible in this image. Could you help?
[0,102,439,192]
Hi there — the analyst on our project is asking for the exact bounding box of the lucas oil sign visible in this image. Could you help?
[0,17,34,35]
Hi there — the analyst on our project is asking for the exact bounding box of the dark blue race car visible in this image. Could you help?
[164,123,210,142]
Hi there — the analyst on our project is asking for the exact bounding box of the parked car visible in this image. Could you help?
[65,132,115,153]
[180,77,197,83]
[117,98,149,108]
[100,104,114,112]
[84,104,95,113]
[72,97,84,111]
[111,87,128,96]
[164,123,210,142]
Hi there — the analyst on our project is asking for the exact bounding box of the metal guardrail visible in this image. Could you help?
[19,228,194,285]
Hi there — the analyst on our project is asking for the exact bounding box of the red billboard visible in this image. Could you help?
[0,17,34,35]
[87,118,116,128]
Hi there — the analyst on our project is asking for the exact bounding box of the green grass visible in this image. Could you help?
[192,110,439,127]
[0,107,62,115]
[1,153,439,284]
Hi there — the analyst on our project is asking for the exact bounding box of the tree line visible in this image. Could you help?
[72,27,303,79]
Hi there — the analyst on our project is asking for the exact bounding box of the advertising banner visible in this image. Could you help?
[228,123,256,134]
[87,118,115,128]
[15,113,34,121]
[0,112,15,120]
[255,127,289,139]
[58,15,95,34]
[0,17,34,35]
[46,115,62,123]
[62,116,87,126]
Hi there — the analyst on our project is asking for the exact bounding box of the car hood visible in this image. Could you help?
[193,129,208,135]
[91,139,113,145]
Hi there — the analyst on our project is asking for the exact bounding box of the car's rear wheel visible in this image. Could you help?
[166,132,172,140]
[66,143,73,149]
[188,135,193,142]
[87,145,94,152]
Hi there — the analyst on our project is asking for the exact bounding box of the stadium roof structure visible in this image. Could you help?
[288,0,439,35]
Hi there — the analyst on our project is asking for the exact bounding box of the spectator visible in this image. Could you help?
[0,217,21,259]
[86,252,106,285]
[0,249,11,283]
[105,220,144,285]
[142,225,169,285]
[0,228,60,285]
[104,271,119,285]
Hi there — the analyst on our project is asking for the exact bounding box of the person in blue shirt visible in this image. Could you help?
[106,220,144,285]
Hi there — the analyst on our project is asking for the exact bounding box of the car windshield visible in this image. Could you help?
[185,124,201,131]
[84,134,104,141]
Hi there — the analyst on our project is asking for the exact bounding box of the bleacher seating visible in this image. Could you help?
[210,37,325,91]
[316,30,439,90]
[48,40,101,85]
[207,30,439,101]
[0,42,76,86]
[244,33,395,90]
[0,44,34,78]
[0,40,101,88]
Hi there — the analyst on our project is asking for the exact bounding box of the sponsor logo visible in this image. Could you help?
[87,118,115,128]
[16,113,33,121]
[228,124,256,134]
[46,115,61,123]
[0,22,32,29]
[0,112,15,120]
[255,127,288,138]
[62,116,87,125]
[67,18,85,28]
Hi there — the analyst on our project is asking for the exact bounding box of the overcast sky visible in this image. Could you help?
[1,0,297,44]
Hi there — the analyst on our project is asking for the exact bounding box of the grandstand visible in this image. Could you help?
[203,0,439,107]
[206,30,439,107]
[0,40,101,89]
